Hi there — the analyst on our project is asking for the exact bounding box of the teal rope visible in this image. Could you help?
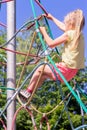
[0,86,15,91]
[37,0,60,55]
[29,0,87,113]
[0,86,15,95]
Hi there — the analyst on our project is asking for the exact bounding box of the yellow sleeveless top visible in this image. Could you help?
[62,30,85,69]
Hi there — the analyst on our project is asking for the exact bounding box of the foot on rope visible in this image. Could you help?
[19,89,31,103]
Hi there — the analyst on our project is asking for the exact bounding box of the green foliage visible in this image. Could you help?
[0,30,7,87]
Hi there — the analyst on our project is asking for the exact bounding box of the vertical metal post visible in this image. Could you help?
[7,0,16,130]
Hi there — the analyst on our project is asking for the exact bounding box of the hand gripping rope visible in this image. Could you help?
[34,0,60,55]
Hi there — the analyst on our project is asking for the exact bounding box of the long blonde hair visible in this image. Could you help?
[65,9,85,50]
[72,9,85,50]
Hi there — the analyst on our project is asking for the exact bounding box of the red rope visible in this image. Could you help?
[16,58,40,66]
[0,47,41,66]
[0,57,40,66]
[0,15,42,31]
[0,0,13,4]
[11,106,37,130]
[0,118,7,130]
[0,22,7,28]
[22,15,42,32]
[40,115,50,130]
[34,0,48,15]
[1,47,40,58]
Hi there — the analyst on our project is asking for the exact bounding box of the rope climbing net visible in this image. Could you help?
[0,0,87,130]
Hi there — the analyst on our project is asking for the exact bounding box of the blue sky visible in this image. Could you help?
[0,0,87,66]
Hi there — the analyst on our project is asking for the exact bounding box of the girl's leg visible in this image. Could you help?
[19,64,55,99]
[27,64,54,92]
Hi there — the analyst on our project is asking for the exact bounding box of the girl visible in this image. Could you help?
[19,9,85,100]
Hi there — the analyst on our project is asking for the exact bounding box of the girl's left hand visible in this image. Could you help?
[39,26,46,33]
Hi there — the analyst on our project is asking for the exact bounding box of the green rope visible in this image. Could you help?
[29,0,87,113]
[0,86,15,91]
[38,0,60,55]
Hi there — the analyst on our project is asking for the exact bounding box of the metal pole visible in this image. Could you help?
[7,0,16,130]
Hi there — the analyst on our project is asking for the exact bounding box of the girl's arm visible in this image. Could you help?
[43,13,65,31]
[39,26,68,48]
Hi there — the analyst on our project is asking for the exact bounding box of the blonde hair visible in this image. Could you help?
[72,9,85,50]
[65,9,85,50]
